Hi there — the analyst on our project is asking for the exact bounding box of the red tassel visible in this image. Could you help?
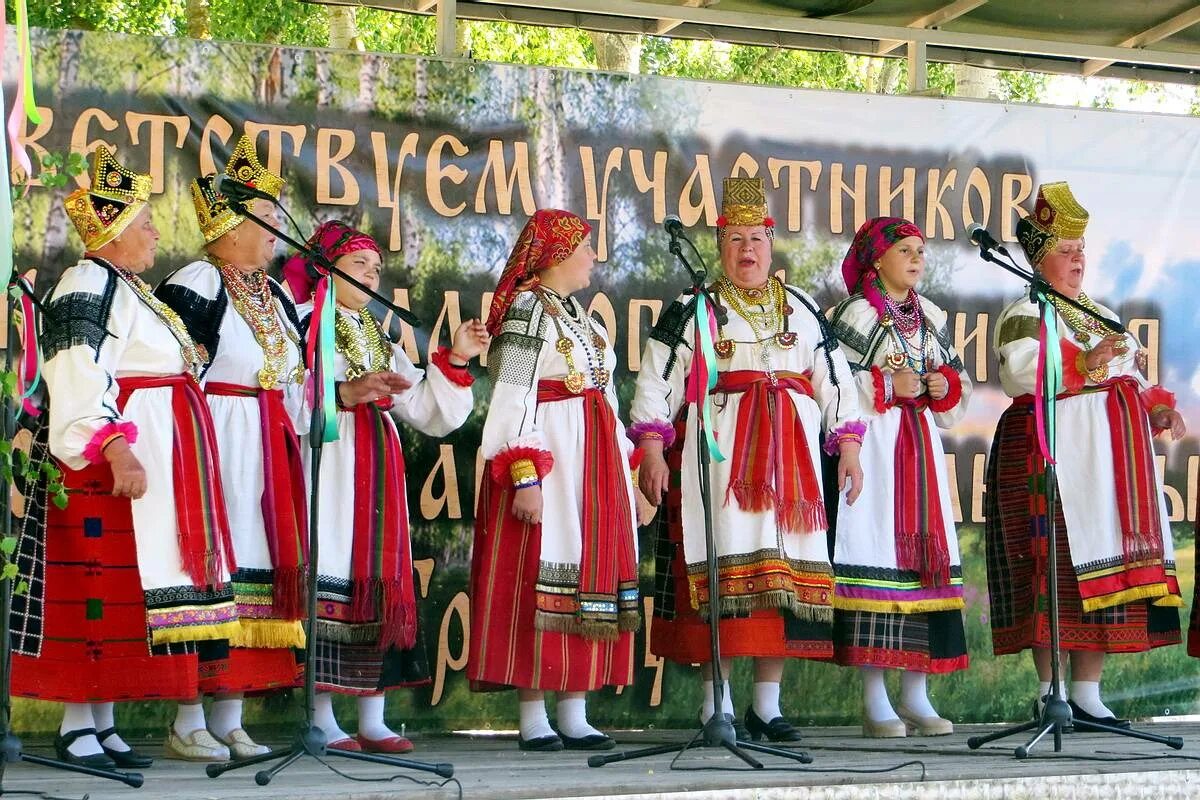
[727,480,775,513]
[272,566,308,621]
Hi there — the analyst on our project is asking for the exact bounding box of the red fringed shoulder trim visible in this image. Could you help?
[1060,338,1087,393]
[83,420,139,465]
[430,346,475,387]
[928,365,963,413]
[490,446,554,486]
[870,366,889,414]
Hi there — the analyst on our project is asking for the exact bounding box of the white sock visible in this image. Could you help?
[60,704,102,757]
[700,679,735,722]
[556,695,603,739]
[752,681,782,722]
[173,702,207,738]
[1070,680,1117,719]
[899,671,938,717]
[208,698,244,740]
[314,692,349,743]
[861,667,898,722]
[1036,680,1068,711]
[519,698,555,741]
[91,702,129,752]
[357,694,397,741]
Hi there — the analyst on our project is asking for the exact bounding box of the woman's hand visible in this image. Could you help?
[837,441,864,506]
[637,441,670,506]
[338,371,413,406]
[924,370,949,401]
[1152,408,1187,441]
[105,438,147,500]
[511,485,543,525]
[891,368,923,399]
[450,319,491,366]
[1085,334,1127,371]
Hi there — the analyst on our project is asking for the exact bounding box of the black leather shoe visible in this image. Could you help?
[1068,700,1131,729]
[54,728,117,769]
[744,708,803,742]
[559,732,615,751]
[518,733,564,752]
[97,727,154,768]
[733,718,750,741]
[1033,694,1074,732]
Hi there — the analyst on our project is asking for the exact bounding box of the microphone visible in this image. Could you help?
[663,214,684,237]
[216,174,278,207]
[966,223,1009,256]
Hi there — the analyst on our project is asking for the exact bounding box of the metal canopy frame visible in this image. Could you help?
[308,0,1200,91]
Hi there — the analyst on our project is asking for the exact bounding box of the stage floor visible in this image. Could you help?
[3,723,1199,799]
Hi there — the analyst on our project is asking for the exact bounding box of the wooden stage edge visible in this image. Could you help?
[2,723,1199,799]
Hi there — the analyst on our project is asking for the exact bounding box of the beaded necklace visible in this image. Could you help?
[335,306,392,380]
[213,259,300,389]
[109,263,207,378]
[1050,291,1120,344]
[714,276,796,362]
[537,287,609,393]
[881,289,931,374]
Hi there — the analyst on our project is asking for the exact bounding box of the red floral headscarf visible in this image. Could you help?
[841,216,925,318]
[282,220,382,302]
[486,209,591,336]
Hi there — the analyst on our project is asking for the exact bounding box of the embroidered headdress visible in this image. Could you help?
[1017,181,1089,267]
[716,176,774,242]
[64,147,153,250]
[281,220,382,302]
[191,134,286,244]
[841,216,926,318]
[485,209,591,336]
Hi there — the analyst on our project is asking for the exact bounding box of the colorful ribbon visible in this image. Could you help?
[1,0,43,290]
[685,291,725,462]
[304,275,339,443]
[1033,292,1062,464]
[13,279,40,416]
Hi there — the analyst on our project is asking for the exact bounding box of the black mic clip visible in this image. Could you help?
[966,223,1010,257]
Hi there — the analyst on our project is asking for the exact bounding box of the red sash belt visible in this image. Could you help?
[712,370,826,534]
[536,380,639,638]
[343,398,415,650]
[117,374,236,589]
[205,382,309,620]
[891,396,951,588]
[1013,377,1164,565]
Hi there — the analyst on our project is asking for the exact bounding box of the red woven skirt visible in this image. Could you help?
[10,461,199,703]
[648,416,833,664]
[468,470,634,692]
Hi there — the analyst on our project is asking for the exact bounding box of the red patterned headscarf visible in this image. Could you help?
[486,209,591,336]
[282,220,382,302]
[841,216,925,318]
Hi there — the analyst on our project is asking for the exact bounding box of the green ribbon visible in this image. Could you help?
[692,293,725,463]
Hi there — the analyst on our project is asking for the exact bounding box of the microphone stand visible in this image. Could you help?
[203,195,453,785]
[964,241,1183,758]
[0,275,144,790]
[590,226,812,770]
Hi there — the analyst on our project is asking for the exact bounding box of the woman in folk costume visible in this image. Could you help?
[827,218,971,738]
[469,209,646,753]
[9,147,238,767]
[631,178,866,741]
[153,134,306,761]
[986,182,1186,726]
[283,220,488,753]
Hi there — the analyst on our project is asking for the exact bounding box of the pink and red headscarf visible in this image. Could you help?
[841,216,925,317]
[282,220,382,302]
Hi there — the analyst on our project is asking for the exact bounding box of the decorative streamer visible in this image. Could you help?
[685,291,725,463]
[1033,292,1063,464]
[305,275,339,443]
[14,281,40,416]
